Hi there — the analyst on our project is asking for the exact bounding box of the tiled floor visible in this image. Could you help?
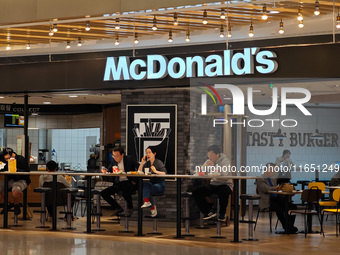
[0,207,338,255]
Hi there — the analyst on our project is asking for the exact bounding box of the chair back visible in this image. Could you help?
[301,188,322,204]
[308,182,325,191]
[332,189,340,202]
[43,182,67,206]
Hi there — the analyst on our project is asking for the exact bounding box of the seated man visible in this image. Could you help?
[0,148,31,215]
[192,145,233,221]
[257,162,298,234]
[100,146,139,217]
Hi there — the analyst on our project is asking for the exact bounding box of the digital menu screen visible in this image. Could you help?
[4,114,24,127]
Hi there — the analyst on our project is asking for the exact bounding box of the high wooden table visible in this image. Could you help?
[0,171,257,243]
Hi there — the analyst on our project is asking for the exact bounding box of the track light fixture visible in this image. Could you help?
[152,16,157,31]
[337,8,340,29]
[115,35,119,46]
[202,10,208,25]
[66,41,71,49]
[6,43,11,50]
[314,1,320,16]
[85,21,91,31]
[219,24,224,38]
[262,5,268,20]
[26,42,31,50]
[227,24,232,38]
[115,18,120,30]
[168,30,173,42]
[297,7,303,21]
[248,22,254,37]
[298,20,304,28]
[173,13,178,26]
[52,24,58,33]
[220,9,226,19]
[134,33,139,44]
[279,19,284,34]
[185,30,190,42]
[77,37,82,46]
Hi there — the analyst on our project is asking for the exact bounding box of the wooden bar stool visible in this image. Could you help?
[33,187,52,228]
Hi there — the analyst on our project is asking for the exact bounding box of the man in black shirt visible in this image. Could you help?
[0,148,30,215]
[100,146,139,217]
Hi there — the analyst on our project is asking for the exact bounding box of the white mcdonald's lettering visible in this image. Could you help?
[103,47,278,81]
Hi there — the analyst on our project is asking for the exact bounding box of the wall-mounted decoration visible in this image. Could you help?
[126,105,177,174]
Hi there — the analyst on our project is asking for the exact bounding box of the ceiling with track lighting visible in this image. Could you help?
[0,0,339,54]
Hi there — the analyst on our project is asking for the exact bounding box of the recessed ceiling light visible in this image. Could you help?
[0,96,4,99]
[43,102,51,104]
[224,97,232,100]
[270,10,280,14]
[252,90,262,93]
[68,95,79,98]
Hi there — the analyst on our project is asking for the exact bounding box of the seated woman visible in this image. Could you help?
[138,146,166,217]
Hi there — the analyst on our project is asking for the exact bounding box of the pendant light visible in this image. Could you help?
[173,13,178,26]
[168,30,173,42]
[262,5,268,20]
[85,21,91,31]
[314,1,320,16]
[202,10,208,25]
[248,22,254,37]
[279,19,284,34]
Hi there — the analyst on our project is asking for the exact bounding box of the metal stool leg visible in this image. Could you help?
[93,193,105,231]
[119,200,134,233]
[183,196,194,237]
[147,196,162,235]
[62,193,76,230]
[196,212,209,229]
[36,192,49,228]
[242,200,258,241]
[211,199,226,239]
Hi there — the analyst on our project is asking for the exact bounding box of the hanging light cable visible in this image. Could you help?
[262,5,268,20]
[202,10,208,24]
[115,18,120,30]
[220,9,226,19]
[152,15,158,31]
[168,30,173,42]
[85,21,91,31]
[314,1,320,16]
[279,19,284,34]
[173,13,178,26]
[249,22,254,37]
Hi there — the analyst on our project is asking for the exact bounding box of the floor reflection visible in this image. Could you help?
[0,232,269,255]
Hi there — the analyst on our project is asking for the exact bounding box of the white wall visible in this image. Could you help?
[2,113,102,170]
